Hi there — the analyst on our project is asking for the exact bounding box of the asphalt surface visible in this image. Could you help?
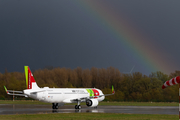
[0,104,178,115]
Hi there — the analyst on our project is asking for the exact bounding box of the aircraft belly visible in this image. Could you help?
[63,94,89,103]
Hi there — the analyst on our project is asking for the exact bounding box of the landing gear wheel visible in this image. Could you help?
[55,105,58,109]
[75,105,81,109]
[52,103,59,109]
[75,105,78,109]
[78,105,81,109]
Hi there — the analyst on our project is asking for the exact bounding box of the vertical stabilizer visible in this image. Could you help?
[24,66,39,89]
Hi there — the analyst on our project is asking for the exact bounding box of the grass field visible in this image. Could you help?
[0,113,178,120]
[0,100,178,106]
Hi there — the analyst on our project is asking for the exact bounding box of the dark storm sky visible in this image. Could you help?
[0,0,179,75]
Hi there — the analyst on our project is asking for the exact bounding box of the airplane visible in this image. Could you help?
[4,66,115,109]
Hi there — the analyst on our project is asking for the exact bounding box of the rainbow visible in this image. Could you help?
[76,1,175,74]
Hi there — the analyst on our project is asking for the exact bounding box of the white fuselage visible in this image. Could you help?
[23,87,105,103]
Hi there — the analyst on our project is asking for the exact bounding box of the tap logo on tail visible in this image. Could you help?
[24,66,39,89]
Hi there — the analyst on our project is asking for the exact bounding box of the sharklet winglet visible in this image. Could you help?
[112,85,115,94]
[4,86,8,94]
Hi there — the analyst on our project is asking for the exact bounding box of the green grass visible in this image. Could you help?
[0,100,178,106]
[0,113,178,120]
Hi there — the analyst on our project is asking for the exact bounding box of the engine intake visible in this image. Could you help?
[86,99,99,107]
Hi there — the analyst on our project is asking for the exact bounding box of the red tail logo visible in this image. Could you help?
[25,66,39,89]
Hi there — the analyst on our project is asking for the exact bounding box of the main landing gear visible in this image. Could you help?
[52,103,59,109]
[75,100,81,109]
[75,105,81,109]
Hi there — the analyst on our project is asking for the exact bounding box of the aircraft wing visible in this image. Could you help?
[71,86,115,102]
[4,86,28,97]
[100,85,115,97]
[5,90,23,93]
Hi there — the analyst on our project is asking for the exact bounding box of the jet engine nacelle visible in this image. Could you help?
[86,99,99,107]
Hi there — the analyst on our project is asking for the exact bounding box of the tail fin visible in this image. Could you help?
[24,66,39,89]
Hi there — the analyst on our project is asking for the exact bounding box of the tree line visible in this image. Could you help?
[0,67,179,102]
